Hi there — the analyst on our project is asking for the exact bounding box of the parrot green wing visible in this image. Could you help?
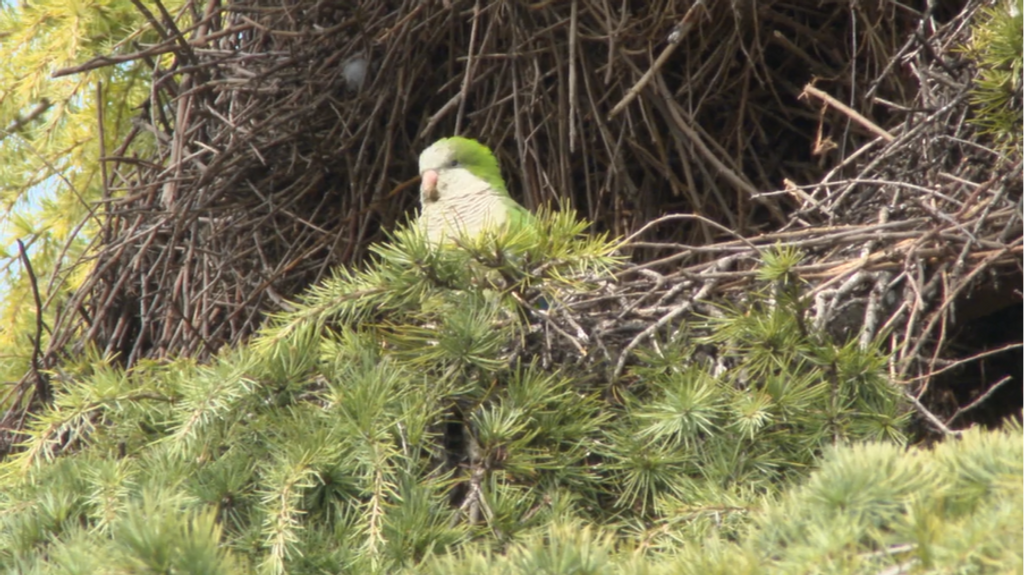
[501,194,533,229]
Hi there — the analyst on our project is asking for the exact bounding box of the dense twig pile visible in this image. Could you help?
[25,0,1021,435]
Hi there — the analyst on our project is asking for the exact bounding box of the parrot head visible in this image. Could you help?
[415,137,529,244]
[418,137,508,206]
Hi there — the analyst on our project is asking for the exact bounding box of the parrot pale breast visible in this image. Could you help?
[417,137,529,244]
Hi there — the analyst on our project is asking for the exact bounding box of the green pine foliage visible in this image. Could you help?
[421,425,1022,575]
[0,212,1019,574]
[963,0,1024,153]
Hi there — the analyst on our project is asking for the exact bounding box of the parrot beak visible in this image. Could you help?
[421,169,439,203]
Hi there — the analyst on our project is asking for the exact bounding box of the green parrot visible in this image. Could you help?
[417,137,531,244]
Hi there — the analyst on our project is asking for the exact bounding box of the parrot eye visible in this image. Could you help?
[448,159,459,168]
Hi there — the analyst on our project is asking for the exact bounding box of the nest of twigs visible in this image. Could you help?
[23,0,1022,437]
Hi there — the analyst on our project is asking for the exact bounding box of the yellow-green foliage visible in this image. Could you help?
[0,0,176,386]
